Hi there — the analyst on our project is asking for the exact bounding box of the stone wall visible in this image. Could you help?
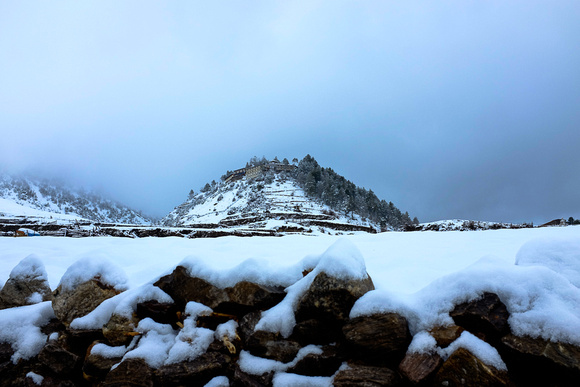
[1,261,579,386]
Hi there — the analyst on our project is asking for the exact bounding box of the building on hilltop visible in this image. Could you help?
[224,168,246,183]
[225,160,297,182]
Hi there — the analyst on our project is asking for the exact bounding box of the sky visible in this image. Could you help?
[1,1,579,223]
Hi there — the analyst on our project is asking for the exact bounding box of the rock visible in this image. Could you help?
[102,314,137,346]
[246,331,301,363]
[287,345,343,376]
[154,352,232,386]
[501,334,580,384]
[103,359,154,387]
[291,318,341,345]
[57,329,105,358]
[232,365,273,387]
[153,266,229,310]
[223,281,285,315]
[450,292,510,344]
[52,279,122,326]
[398,351,443,385]
[38,343,80,376]
[433,347,510,386]
[0,256,52,309]
[429,325,464,348]
[333,364,402,386]
[343,313,411,365]
[238,311,262,346]
[83,352,121,382]
[136,300,179,327]
[82,341,123,381]
[295,272,375,324]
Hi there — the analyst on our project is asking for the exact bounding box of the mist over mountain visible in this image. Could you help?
[0,173,151,225]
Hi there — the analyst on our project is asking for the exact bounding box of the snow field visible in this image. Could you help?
[0,226,579,381]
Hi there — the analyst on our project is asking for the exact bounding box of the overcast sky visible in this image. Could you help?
[1,1,579,223]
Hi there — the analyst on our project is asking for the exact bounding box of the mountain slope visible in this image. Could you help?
[0,174,150,224]
[163,156,415,233]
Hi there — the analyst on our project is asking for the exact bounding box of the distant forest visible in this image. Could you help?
[292,155,416,230]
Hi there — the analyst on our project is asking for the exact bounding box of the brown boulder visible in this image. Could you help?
[450,292,510,343]
[154,266,229,310]
[333,364,402,386]
[245,330,301,363]
[433,347,510,386]
[38,343,80,376]
[343,313,411,365]
[295,272,375,324]
[102,314,138,347]
[501,334,580,384]
[398,351,443,385]
[429,325,464,348]
[136,300,179,327]
[224,281,285,315]
[0,257,52,309]
[52,280,122,326]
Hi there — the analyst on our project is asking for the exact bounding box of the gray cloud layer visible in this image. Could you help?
[1,1,579,223]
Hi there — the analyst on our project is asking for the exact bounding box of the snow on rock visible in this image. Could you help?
[0,301,55,363]
[352,236,580,345]
[0,254,52,308]
[58,256,128,292]
[7,254,48,282]
[272,372,333,387]
[121,318,176,368]
[91,342,130,359]
[165,301,214,365]
[438,331,507,371]
[239,345,323,375]
[26,372,44,385]
[204,376,230,387]
[407,331,438,354]
[71,283,173,329]
[256,239,370,338]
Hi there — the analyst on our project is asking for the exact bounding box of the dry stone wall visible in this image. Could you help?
[1,260,580,386]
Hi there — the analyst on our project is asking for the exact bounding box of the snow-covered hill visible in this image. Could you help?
[0,174,150,225]
[162,173,378,235]
[408,219,534,232]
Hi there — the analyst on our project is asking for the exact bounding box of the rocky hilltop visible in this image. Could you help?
[163,156,415,234]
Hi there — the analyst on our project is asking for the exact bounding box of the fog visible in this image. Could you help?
[1,1,579,223]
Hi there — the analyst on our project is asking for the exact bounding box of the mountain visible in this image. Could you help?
[0,174,151,225]
[162,156,415,234]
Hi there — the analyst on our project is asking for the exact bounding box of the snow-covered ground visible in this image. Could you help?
[1,226,579,382]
